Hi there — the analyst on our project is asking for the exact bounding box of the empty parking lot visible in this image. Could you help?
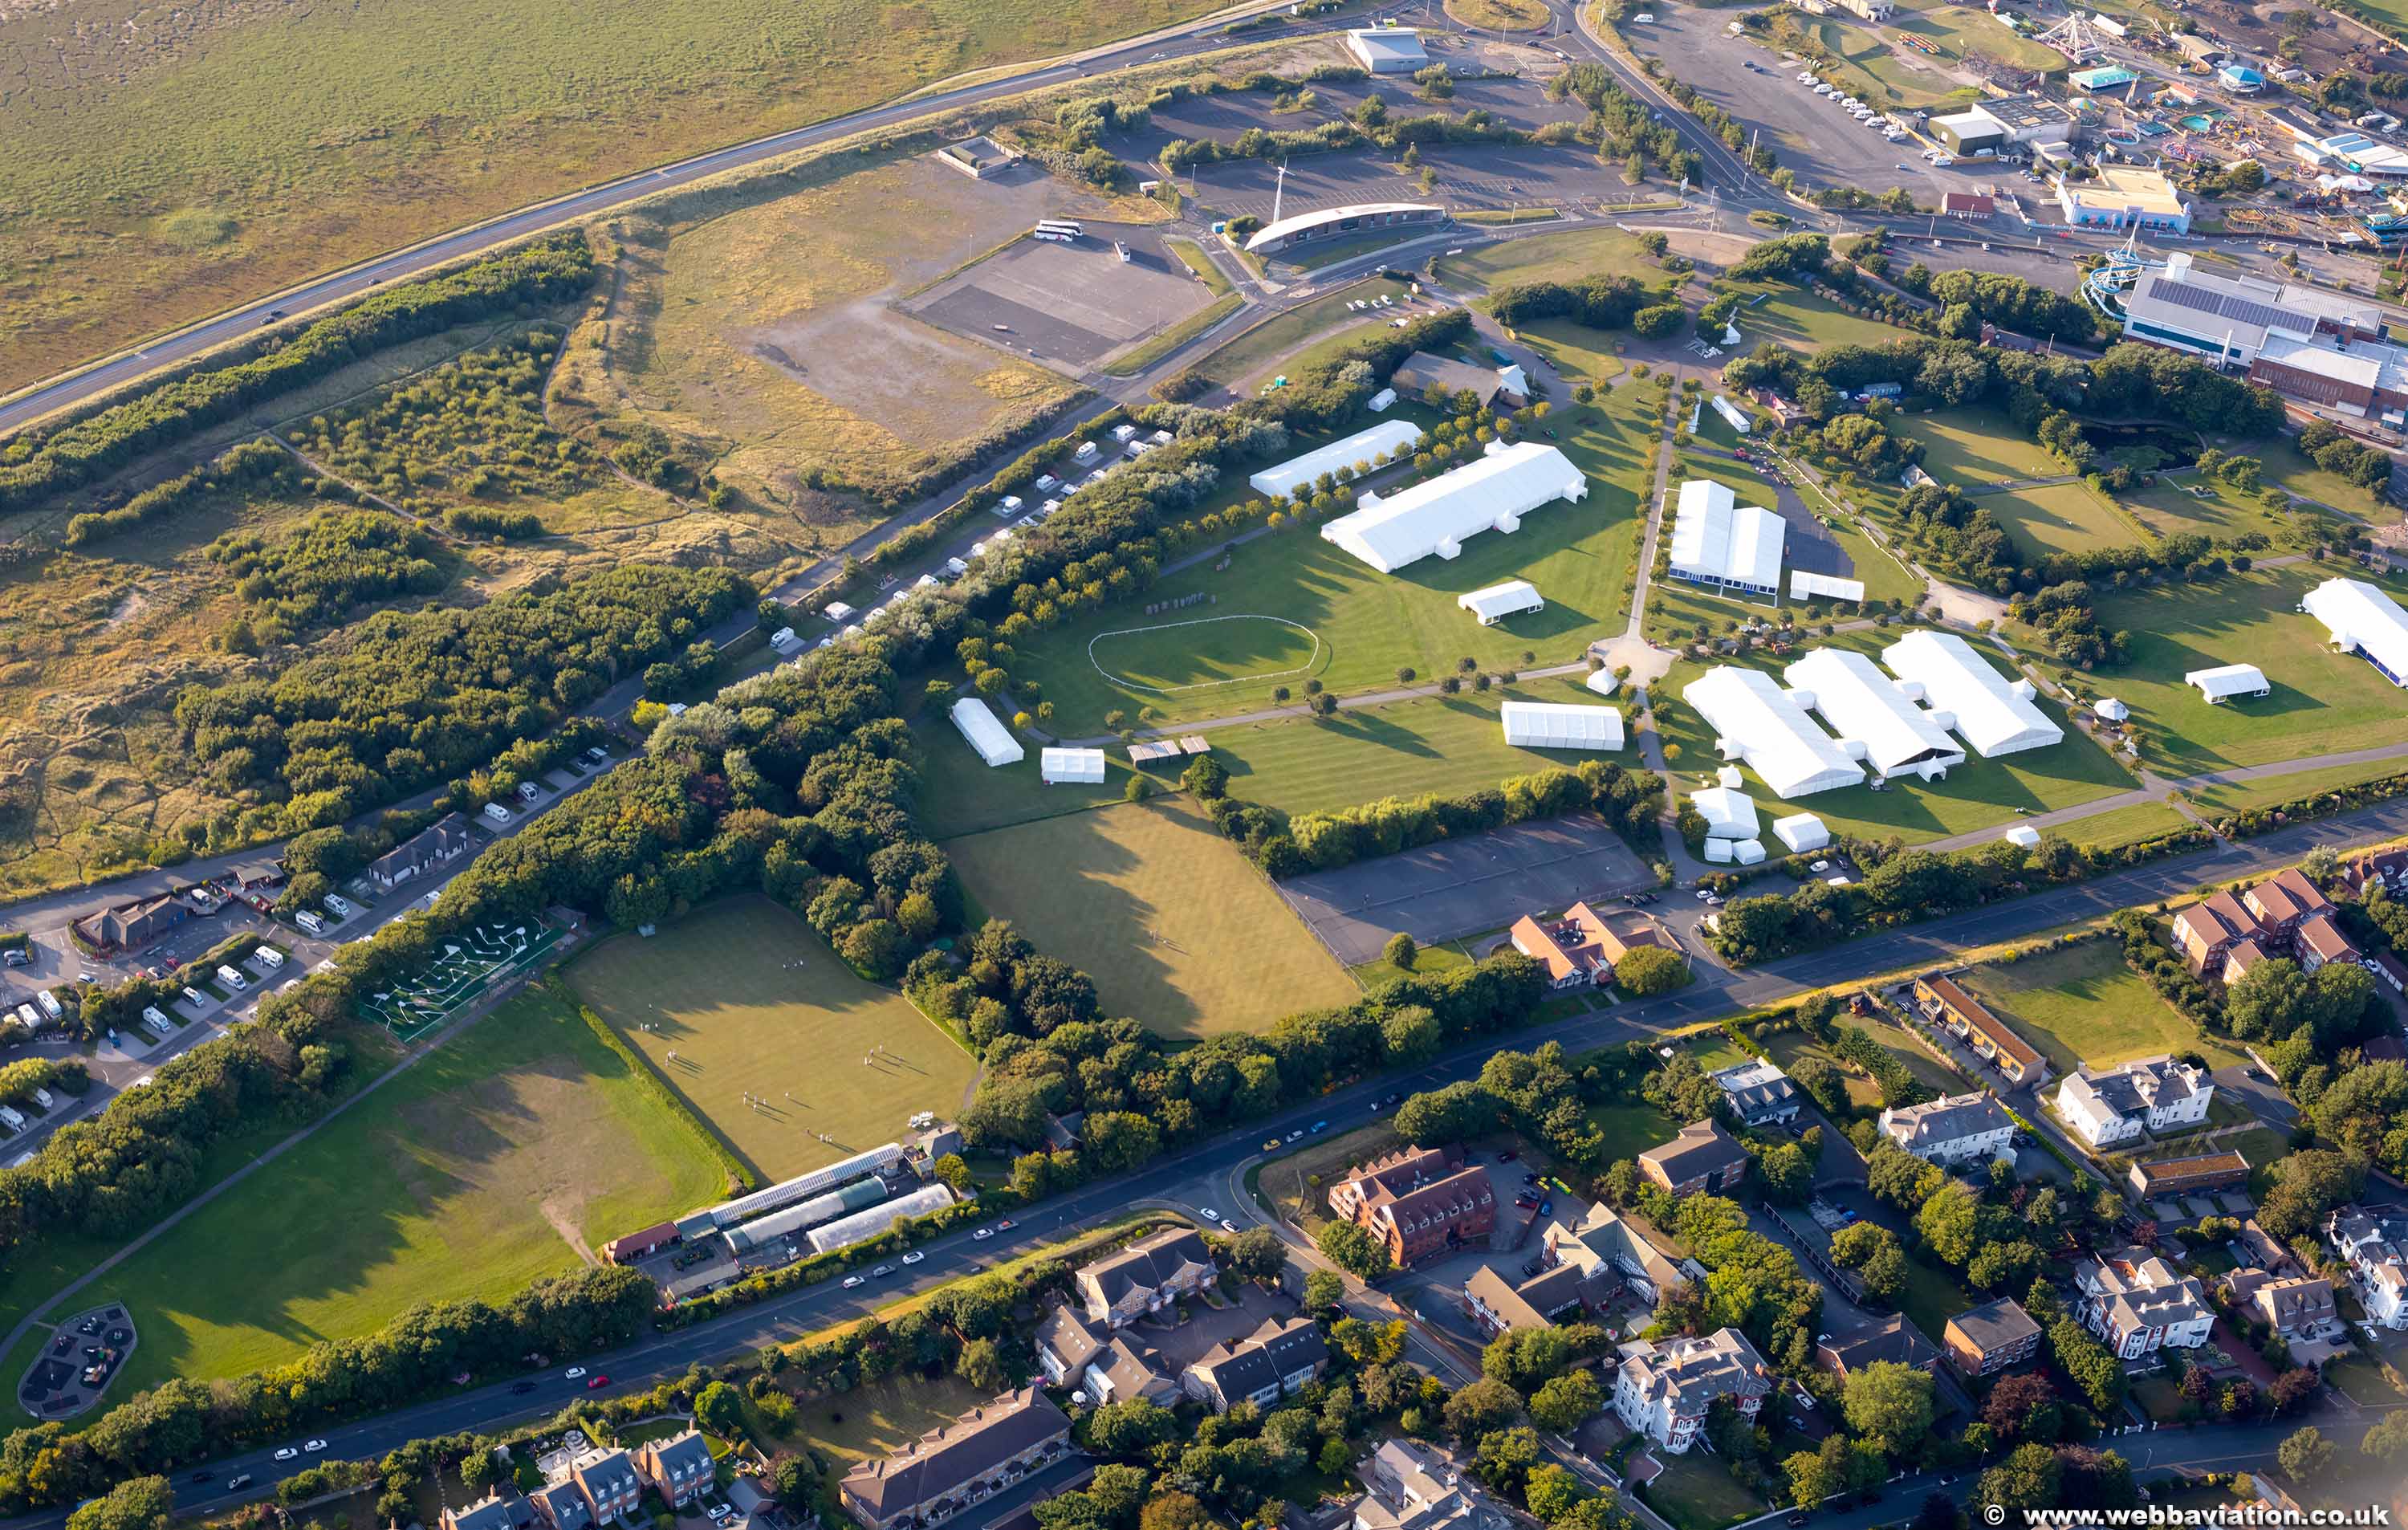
[908,230,1213,368]
[1279,813,1657,965]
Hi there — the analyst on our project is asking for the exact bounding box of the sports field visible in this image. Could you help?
[1959,939,2245,1075]
[1013,375,1658,730]
[2072,567,2408,775]
[566,897,977,1182]
[1649,639,2138,845]
[100,987,723,1390]
[945,796,1356,1037]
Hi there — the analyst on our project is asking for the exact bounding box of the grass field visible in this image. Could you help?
[2062,800,2191,850]
[2068,566,2408,775]
[1012,381,1658,730]
[2184,756,2408,818]
[1259,1124,1405,1234]
[1727,284,1911,352]
[1959,940,2243,1076]
[2116,478,2296,546]
[1197,279,1414,389]
[1446,0,1551,29]
[1644,1443,1766,1530]
[1899,409,2063,487]
[1985,482,2142,562]
[2258,439,2397,521]
[944,796,1356,1037]
[566,897,976,1182]
[1434,228,1660,291]
[0,0,1224,390]
[102,987,724,1389]
[1649,638,2139,844]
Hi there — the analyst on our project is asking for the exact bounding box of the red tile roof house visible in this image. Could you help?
[1942,1296,2042,1376]
[2294,913,2361,974]
[2244,867,2333,934]
[2175,869,2345,982]
[1508,903,1672,989]
[2173,890,2264,976]
[632,1430,714,1510]
[1637,1119,1751,1197]
[1328,1145,1498,1266]
[1941,191,1996,217]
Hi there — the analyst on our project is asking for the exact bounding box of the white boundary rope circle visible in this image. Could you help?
[1088,613,1324,694]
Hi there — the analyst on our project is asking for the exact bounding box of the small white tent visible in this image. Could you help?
[1040,747,1107,785]
[1458,580,1544,626]
[2184,663,2269,703]
[950,698,1023,768]
[1771,812,1829,853]
[2002,824,2043,848]
[1690,787,1760,840]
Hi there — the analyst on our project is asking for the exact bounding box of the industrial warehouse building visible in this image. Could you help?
[2304,577,2408,686]
[1344,25,1429,72]
[1247,420,1425,500]
[1926,96,2075,156]
[1040,747,1108,784]
[1881,632,2064,757]
[1683,666,1864,798]
[1319,441,1585,573]
[950,698,1023,767]
[1667,480,1784,596]
[1499,701,1623,751]
[1242,201,1445,255]
[2058,166,2190,234]
[1458,580,1544,626]
[2117,254,2386,367]
[1786,648,1966,781]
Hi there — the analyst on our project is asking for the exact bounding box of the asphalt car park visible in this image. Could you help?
[1186,140,1612,224]
[1279,812,1657,965]
[909,227,1214,368]
[1636,8,1953,199]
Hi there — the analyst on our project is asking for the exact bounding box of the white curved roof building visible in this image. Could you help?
[1243,201,1446,254]
[2303,576,2408,686]
[1683,665,1865,798]
[1880,631,2064,758]
[1248,420,1426,500]
[1320,441,1585,573]
[1786,648,1965,781]
[1669,479,1785,596]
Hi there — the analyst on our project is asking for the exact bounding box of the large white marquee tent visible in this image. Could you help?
[1785,648,1965,781]
[1880,631,2064,758]
[1500,701,1623,751]
[1690,786,1760,840]
[1667,479,1785,596]
[1248,420,1426,500]
[1682,665,1865,798]
[1039,747,1108,784]
[2302,576,2408,687]
[949,698,1024,767]
[1319,441,1585,573]
[1458,580,1544,626]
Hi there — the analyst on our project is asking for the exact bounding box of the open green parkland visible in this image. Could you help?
[1649,629,2141,847]
[945,795,1357,1037]
[96,987,725,1390]
[1957,939,2247,1076]
[1013,379,1659,732]
[2053,566,2408,775]
[567,897,978,1182]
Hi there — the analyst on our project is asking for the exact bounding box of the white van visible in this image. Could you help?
[482,802,514,826]
[324,893,355,918]
[258,947,286,970]
[14,1004,35,1031]
[181,987,206,1007]
[295,910,326,937]
[0,1107,22,1132]
[31,1088,52,1109]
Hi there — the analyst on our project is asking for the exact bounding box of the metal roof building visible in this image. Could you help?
[1683,666,1865,799]
[950,698,1024,767]
[1500,701,1623,751]
[2117,253,2384,366]
[1345,26,1430,72]
[806,1183,957,1256]
[1668,479,1785,596]
[1786,648,1966,781]
[1320,441,1585,573]
[2303,576,2408,686]
[1880,631,2064,758]
[1243,201,1446,255]
[1247,421,1426,500]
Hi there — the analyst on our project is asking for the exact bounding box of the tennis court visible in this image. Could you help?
[356,920,563,1041]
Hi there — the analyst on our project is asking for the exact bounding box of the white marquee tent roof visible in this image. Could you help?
[1248,420,1426,500]
[1320,441,1585,573]
[2185,662,2269,700]
[1786,648,1967,779]
[2303,576,2408,687]
[949,698,1024,768]
[1789,570,1866,604]
[1459,580,1544,623]
[1880,630,2064,758]
[1690,786,1760,839]
[1500,700,1623,751]
[1668,479,1786,590]
[1039,747,1108,784]
[1771,812,1829,853]
[1682,665,1865,799]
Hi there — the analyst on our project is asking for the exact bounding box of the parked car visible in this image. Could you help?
[565,1366,587,1380]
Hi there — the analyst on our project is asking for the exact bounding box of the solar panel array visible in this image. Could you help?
[2145,276,2293,335]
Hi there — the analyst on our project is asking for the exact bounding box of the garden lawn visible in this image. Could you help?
[2072,566,2408,775]
[1957,939,2245,1075]
[1204,681,1630,818]
[1727,284,1910,352]
[1013,384,1658,730]
[944,795,1356,1037]
[100,986,725,1390]
[770,1373,991,1464]
[1584,1100,1684,1163]
[1259,1123,1403,1234]
[1643,1440,1766,1530]
[566,895,978,1182]
[2116,477,2296,545]
[1900,409,2064,487]
[1351,940,1474,989]
[2184,756,2408,819]
[2259,438,2397,521]
[1892,1253,1973,1352]
[1649,643,2137,844]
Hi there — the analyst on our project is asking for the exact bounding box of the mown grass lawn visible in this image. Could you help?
[1434,227,1659,291]
[1643,1440,1767,1530]
[1959,939,2246,1074]
[2068,566,2408,775]
[1649,639,2138,844]
[104,986,726,1390]
[1899,409,2063,486]
[1987,482,2145,562]
[1727,283,1910,352]
[1013,382,1658,730]
[1195,278,1413,388]
[1585,1099,1684,1164]
[2184,756,2408,818]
